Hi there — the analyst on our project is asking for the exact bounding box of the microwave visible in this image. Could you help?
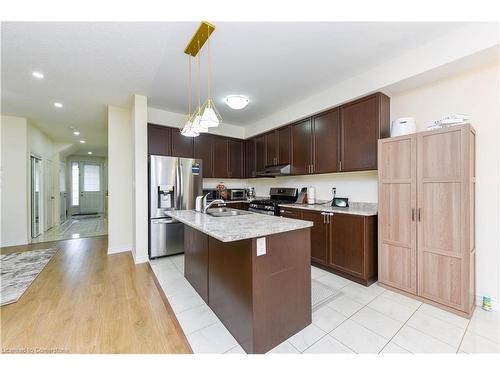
[230,189,247,201]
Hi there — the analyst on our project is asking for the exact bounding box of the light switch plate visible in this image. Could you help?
[256,237,266,256]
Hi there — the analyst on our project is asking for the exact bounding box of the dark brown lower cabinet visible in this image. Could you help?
[184,225,209,303]
[183,224,311,353]
[224,202,250,210]
[286,208,377,286]
[301,210,328,265]
[328,214,377,284]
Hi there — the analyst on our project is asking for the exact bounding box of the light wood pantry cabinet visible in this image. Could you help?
[378,124,476,317]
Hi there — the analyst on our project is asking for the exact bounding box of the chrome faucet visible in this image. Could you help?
[202,193,226,214]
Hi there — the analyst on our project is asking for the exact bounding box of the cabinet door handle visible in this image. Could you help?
[418,208,421,221]
[411,208,415,221]
[339,160,342,171]
[321,212,326,224]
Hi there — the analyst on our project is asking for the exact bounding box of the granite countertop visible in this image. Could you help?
[279,201,378,216]
[166,209,313,242]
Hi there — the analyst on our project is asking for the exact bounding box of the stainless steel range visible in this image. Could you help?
[249,188,298,216]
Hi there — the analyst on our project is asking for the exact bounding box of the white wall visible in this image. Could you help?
[132,95,149,264]
[249,171,378,202]
[389,62,500,306]
[0,115,29,246]
[148,107,246,139]
[107,106,133,254]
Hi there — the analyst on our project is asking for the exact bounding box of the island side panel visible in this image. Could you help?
[252,228,312,353]
[208,237,254,353]
[184,224,209,303]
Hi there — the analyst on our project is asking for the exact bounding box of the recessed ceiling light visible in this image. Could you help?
[225,95,249,110]
[87,151,93,155]
[79,140,86,144]
[32,71,44,79]
[73,131,80,136]
[54,102,63,108]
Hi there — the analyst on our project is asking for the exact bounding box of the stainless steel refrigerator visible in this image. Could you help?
[149,155,202,259]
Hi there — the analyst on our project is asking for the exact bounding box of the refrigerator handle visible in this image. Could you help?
[176,159,182,209]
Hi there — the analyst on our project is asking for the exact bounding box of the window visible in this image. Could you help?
[83,165,100,192]
[72,162,79,206]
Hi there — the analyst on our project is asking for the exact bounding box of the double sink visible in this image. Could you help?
[205,207,251,217]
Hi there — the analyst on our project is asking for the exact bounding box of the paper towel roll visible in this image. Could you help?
[307,186,316,204]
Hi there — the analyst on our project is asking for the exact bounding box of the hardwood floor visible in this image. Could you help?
[0,236,192,354]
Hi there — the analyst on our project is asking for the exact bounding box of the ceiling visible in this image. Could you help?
[1,22,467,153]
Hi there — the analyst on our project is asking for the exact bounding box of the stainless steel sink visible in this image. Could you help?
[205,207,251,217]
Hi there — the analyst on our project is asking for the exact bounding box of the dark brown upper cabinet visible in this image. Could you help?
[340,92,390,172]
[312,108,340,174]
[148,124,172,156]
[264,126,291,167]
[171,128,194,158]
[277,126,291,165]
[291,119,313,175]
[213,136,229,178]
[244,139,256,178]
[255,134,266,173]
[265,131,277,166]
[194,133,214,178]
[228,139,243,178]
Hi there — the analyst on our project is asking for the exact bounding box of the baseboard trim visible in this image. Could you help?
[107,244,132,255]
[134,254,149,264]
[1,238,29,248]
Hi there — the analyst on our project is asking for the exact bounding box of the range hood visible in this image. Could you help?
[255,164,291,177]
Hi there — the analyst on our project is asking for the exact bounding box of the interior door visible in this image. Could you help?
[417,127,465,310]
[30,156,42,238]
[45,160,55,230]
[79,163,103,214]
[378,135,417,293]
[59,162,67,223]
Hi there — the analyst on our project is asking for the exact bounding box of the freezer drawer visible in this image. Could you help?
[149,218,184,258]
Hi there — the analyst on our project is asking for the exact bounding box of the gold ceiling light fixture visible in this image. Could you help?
[181,21,222,137]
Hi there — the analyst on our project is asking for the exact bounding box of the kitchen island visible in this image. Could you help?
[167,209,313,354]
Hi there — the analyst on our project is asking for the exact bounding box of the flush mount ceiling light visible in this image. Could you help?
[73,130,80,136]
[225,95,249,110]
[87,151,92,155]
[79,140,85,144]
[180,21,222,137]
[32,71,44,79]
[54,102,63,108]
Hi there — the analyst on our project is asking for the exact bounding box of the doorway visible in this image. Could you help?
[30,156,42,238]
[71,161,104,215]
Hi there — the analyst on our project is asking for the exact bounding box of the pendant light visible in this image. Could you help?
[199,27,222,128]
[181,21,221,137]
[181,54,199,137]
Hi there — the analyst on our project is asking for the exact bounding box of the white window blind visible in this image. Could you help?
[83,165,100,192]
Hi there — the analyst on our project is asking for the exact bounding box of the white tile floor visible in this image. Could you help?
[31,215,107,243]
[151,254,500,354]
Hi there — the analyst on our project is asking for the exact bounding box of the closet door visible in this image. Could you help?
[417,127,468,311]
[378,135,417,293]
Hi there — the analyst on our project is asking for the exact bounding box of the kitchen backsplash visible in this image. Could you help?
[203,170,378,203]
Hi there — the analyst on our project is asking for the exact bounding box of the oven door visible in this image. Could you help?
[248,207,275,216]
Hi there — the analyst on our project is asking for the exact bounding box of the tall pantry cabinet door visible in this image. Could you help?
[377,135,417,294]
[416,126,469,312]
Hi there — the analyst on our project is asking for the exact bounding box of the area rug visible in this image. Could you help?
[311,279,341,311]
[0,248,58,306]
